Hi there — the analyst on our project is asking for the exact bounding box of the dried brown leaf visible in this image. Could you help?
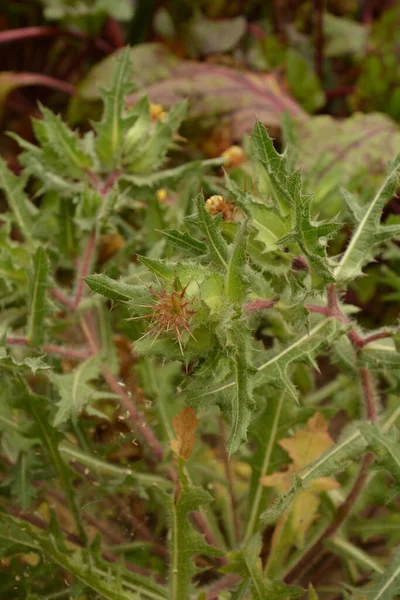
[170,406,199,460]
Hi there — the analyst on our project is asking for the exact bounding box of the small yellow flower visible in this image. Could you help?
[156,188,168,203]
[150,103,167,121]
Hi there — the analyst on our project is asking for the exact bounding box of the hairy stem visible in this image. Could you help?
[73,229,97,309]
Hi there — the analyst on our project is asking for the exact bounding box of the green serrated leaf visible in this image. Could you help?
[256,318,342,399]
[191,195,228,268]
[23,392,86,542]
[200,273,224,314]
[226,321,255,455]
[335,154,400,281]
[0,157,36,240]
[34,104,93,178]
[138,256,176,280]
[225,221,247,304]
[52,354,104,426]
[168,463,223,600]
[252,122,339,282]
[94,47,136,169]
[351,547,400,600]
[359,423,400,483]
[85,273,139,301]
[129,101,187,174]
[0,512,164,600]
[163,230,207,256]
[223,534,304,599]
[252,120,293,214]
[27,246,49,347]
[244,392,286,540]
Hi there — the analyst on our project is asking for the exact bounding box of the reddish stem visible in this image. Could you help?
[0,26,112,53]
[6,336,90,360]
[306,285,394,350]
[313,0,324,81]
[112,495,168,559]
[103,18,125,48]
[205,574,241,599]
[326,86,355,99]
[51,288,76,310]
[246,23,267,40]
[360,367,378,421]
[102,367,165,462]
[73,229,97,310]
[286,284,380,584]
[3,72,76,97]
[244,298,277,313]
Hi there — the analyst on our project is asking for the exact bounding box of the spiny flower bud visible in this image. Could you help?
[129,283,196,355]
[221,145,246,168]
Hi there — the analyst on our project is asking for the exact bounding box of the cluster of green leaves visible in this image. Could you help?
[1,46,400,600]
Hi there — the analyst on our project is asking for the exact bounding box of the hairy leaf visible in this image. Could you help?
[351,547,400,600]
[252,121,339,282]
[190,195,228,268]
[0,512,163,600]
[226,321,255,455]
[85,273,139,301]
[223,534,303,599]
[33,104,93,179]
[94,47,136,169]
[52,354,105,426]
[162,229,207,257]
[0,157,36,240]
[225,221,248,304]
[335,154,400,281]
[360,423,400,484]
[168,465,223,600]
[27,246,49,347]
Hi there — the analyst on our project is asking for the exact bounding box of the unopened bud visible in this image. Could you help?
[221,145,246,168]
[205,195,236,221]
[205,195,226,216]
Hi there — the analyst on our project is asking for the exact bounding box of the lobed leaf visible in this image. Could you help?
[0,157,36,241]
[223,534,304,599]
[52,354,104,426]
[94,46,136,169]
[190,194,228,268]
[168,464,223,600]
[335,154,400,281]
[0,512,164,600]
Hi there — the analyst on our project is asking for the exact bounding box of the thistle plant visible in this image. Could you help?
[1,47,400,600]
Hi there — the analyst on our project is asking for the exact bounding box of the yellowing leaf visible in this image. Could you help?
[260,471,290,494]
[278,412,334,470]
[262,413,340,572]
[291,491,323,548]
[170,407,199,460]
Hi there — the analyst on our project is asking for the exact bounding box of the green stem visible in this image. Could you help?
[244,392,285,541]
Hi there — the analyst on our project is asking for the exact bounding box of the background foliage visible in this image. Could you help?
[1,1,400,599]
